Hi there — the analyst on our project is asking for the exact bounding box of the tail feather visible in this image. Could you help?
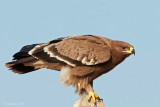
[5,57,38,74]
[5,44,41,74]
[6,42,63,74]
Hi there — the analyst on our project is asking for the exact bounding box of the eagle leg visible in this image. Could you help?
[88,91,103,106]
[88,91,99,103]
[85,82,103,106]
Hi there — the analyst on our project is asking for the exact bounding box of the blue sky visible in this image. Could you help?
[0,0,160,107]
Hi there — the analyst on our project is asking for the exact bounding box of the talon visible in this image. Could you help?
[97,97,103,102]
[94,102,97,107]
[88,97,91,102]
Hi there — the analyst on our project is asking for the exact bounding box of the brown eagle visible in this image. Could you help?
[5,35,135,105]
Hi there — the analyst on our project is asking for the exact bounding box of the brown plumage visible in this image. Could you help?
[5,35,135,104]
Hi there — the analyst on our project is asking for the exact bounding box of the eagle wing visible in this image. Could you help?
[42,35,111,67]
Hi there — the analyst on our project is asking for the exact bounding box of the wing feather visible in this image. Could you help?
[45,35,111,66]
[29,35,111,67]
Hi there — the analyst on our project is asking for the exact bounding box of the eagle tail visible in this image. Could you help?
[5,44,41,74]
[6,43,64,74]
[5,57,39,74]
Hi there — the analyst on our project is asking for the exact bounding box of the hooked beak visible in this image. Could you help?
[131,48,135,55]
[123,47,135,55]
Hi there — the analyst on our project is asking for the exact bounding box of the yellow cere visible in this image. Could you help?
[122,47,134,54]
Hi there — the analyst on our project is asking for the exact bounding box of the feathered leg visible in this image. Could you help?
[86,82,103,106]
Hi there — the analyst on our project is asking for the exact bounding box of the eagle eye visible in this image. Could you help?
[122,46,126,49]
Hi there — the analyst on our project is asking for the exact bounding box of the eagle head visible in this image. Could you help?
[111,40,135,63]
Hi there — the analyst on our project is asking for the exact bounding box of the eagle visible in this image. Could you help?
[5,35,135,105]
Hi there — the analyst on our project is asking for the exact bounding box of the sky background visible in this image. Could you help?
[0,0,160,107]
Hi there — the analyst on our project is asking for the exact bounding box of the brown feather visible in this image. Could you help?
[55,35,111,65]
[5,57,38,74]
[5,35,135,96]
